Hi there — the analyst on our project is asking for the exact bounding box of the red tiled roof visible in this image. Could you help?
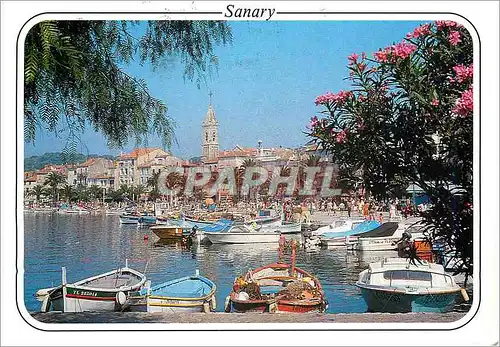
[119,148,159,160]
[218,147,258,159]
[78,158,96,167]
[24,177,37,182]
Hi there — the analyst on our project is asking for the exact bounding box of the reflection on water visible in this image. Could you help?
[23,213,402,313]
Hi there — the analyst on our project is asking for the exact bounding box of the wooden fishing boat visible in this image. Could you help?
[225,263,327,313]
[123,272,216,313]
[36,260,146,312]
[356,257,466,313]
[150,224,191,240]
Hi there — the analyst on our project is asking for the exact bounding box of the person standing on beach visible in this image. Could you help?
[347,201,352,218]
[327,200,333,216]
[363,201,369,220]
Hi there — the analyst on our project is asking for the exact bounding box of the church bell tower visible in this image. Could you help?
[201,91,219,162]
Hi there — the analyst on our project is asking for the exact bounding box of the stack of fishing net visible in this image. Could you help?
[277,279,321,300]
[234,278,262,300]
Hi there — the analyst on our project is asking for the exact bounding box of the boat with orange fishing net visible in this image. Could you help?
[224,239,328,313]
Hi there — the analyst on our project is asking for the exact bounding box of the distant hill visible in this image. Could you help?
[24,152,116,171]
[189,156,202,164]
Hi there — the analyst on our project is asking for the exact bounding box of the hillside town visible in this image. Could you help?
[24,101,339,206]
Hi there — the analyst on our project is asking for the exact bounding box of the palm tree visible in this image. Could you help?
[241,158,257,169]
[88,185,104,201]
[119,184,132,201]
[146,171,161,201]
[132,184,146,201]
[75,184,89,202]
[44,172,66,205]
[238,158,260,200]
[30,185,45,203]
[62,184,75,203]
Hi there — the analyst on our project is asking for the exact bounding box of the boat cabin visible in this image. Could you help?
[360,258,455,289]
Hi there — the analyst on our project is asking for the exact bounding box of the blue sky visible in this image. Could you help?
[25,20,423,159]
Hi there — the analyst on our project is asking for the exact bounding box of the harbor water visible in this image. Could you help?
[24,213,402,313]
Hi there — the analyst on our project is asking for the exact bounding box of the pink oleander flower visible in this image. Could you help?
[315,90,352,106]
[373,50,389,63]
[336,130,347,143]
[449,31,462,45]
[431,98,440,106]
[407,23,431,39]
[309,116,319,129]
[348,53,359,65]
[452,87,473,117]
[452,64,473,83]
[358,95,367,102]
[373,41,416,63]
[436,20,462,31]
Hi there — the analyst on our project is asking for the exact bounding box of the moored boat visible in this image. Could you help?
[150,224,191,240]
[119,214,140,224]
[320,221,381,248]
[36,260,146,312]
[123,272,216,313]
[137,215,157,227]
[204,228,281,244]
[312,219,365,236]
[356,257,466,313]
[352,222,400,251]
[191,218,234,243]
[262,221,302,234]
[225,263,327,313]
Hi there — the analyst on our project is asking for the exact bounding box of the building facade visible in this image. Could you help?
[115,148,182,189]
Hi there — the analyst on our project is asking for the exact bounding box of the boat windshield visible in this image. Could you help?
[383,270,432,282]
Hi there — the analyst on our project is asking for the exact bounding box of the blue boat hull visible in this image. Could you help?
[360,287,458,313]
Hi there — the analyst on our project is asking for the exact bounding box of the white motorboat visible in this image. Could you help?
[36,260,146,312]
[353,222,400,251]
[204,227,281,244]
[356,257,466,313]
[312,219,365,236]
[320,221,381,248]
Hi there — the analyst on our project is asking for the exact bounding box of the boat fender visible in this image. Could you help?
[116,291,127,306]
[211,295,217,311]
[224,296,231,313]
[269,302,278,313]
[203,302,211,313]
[460,288,470,302]
[237,292,250,301]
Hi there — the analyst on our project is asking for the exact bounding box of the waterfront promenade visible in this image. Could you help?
[32,311,466,324]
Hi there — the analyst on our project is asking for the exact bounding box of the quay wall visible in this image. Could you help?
[31,311,466,324]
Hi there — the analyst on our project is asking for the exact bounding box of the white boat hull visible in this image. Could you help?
[205,232,280,244]
[356,236,399,251]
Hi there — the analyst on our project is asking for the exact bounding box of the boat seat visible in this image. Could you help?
[256,279,284,286]
[259,285,284,295]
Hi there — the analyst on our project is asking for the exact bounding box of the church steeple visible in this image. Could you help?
[201,91,219,162]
